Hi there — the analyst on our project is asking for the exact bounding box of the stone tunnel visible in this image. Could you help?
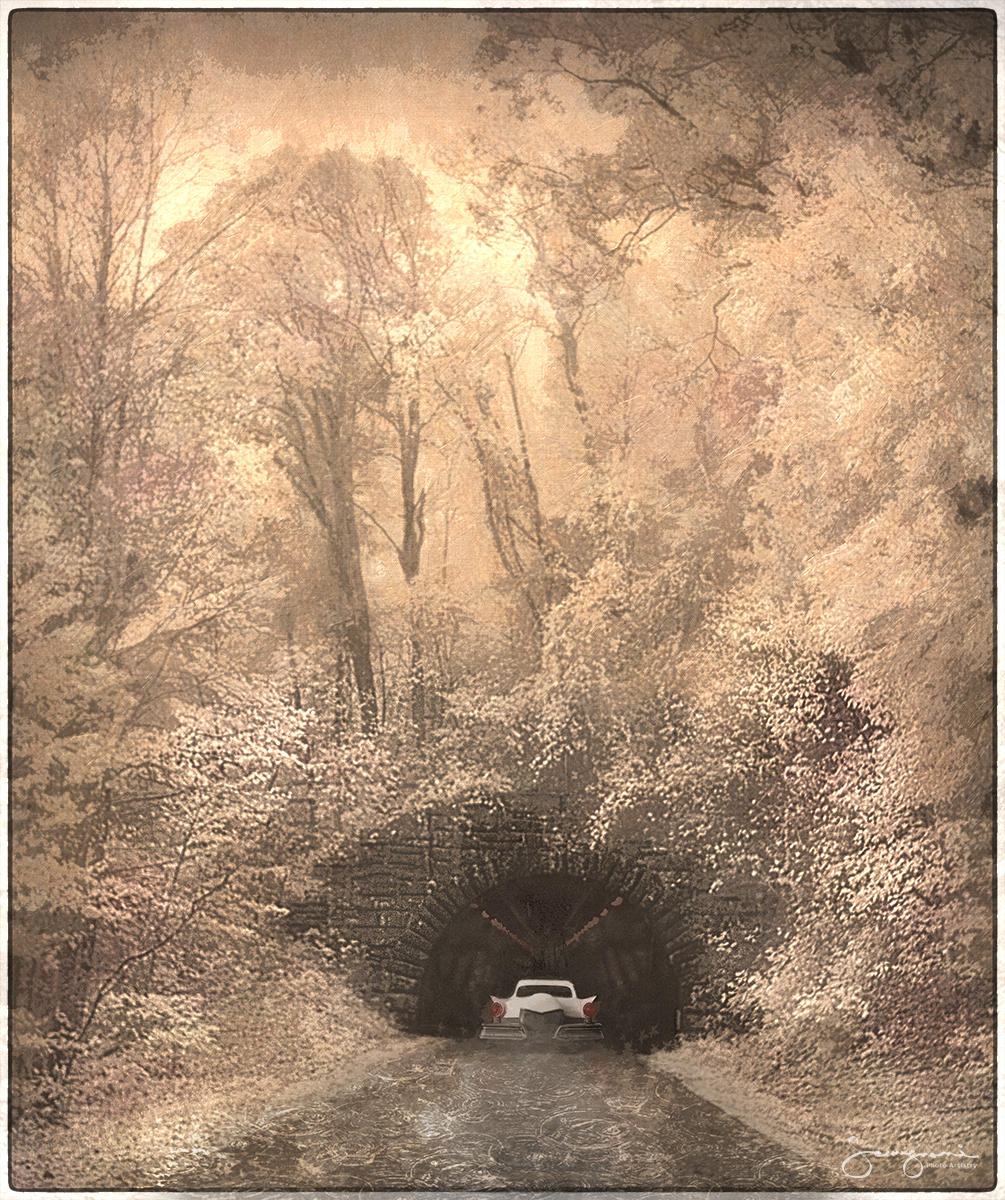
[285,792,777,1050]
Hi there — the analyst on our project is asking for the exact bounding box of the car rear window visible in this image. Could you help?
[516,984,572,997]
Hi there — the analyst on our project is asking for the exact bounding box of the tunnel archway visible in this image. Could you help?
[413,869,682,1050]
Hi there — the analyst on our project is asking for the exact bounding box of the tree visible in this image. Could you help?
[208,148,476,733]
[11,22,279,1108]
[471,10,991,438]
[464,8,993,1071]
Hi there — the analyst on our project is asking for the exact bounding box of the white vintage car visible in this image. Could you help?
[479,978,604,1044]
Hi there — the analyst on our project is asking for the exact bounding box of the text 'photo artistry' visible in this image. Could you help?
[7,4,996,1198]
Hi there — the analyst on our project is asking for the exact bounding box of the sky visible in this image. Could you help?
[10,9,622,611]
[9,6,995,638]
[9,9,621,369]
[10,10,618,161]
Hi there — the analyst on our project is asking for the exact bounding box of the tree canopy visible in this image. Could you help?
[11,10,992,1129]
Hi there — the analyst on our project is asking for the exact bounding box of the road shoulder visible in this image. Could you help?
[649,1040,850,1189]
[650,1037,994,1191]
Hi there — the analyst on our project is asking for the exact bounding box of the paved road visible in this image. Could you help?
[158,1041,833,1191]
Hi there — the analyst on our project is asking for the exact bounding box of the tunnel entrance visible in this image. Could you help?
[414,872,680,1050]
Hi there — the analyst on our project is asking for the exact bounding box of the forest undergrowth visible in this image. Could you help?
[10,938,424,1190]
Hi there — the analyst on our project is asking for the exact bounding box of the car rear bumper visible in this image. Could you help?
[554,1022,604,1041]
[479,1021,604,1042]
[479,1022,528,1040]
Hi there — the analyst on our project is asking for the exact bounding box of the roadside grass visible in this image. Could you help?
[653,1030,994,1191]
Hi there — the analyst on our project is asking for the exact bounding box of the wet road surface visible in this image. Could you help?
[157,1040,833,1191]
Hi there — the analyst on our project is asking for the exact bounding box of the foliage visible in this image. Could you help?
[10,9,991,1146]
[11,936,415,1188]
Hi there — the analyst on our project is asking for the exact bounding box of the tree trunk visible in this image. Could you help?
[329,523,378,735]
[395,396,427,736]
[344,614,378,733]
[280,377,379,736]
[408,630,426,737]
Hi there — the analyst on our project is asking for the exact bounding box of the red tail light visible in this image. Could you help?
[583,1001,598,1021]
[490,1001,504,1020]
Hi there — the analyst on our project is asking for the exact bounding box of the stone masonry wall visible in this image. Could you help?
[285,792,779,1032]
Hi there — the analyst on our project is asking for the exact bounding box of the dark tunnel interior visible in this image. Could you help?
[413,872,681,1050]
